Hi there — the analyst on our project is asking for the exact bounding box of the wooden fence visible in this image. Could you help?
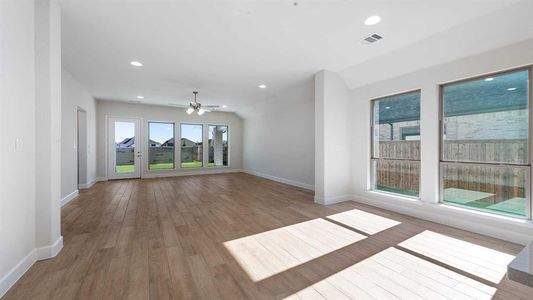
[375,139,528,199]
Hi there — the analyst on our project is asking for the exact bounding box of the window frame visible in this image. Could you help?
[370,89,422,199]
[179,122,205,169]
[438,67,533,219]
[207,124,230,168]
[147,121,176,171]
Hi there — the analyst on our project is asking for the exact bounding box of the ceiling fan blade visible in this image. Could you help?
[168,103,189,108]
[202,105,220,108]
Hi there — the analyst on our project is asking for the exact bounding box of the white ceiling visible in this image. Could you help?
[61,0,524,114]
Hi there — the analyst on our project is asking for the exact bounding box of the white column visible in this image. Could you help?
[314,70,352,204]
[34,0,63,257]
[213,126,224,166]
[419,84,440,203]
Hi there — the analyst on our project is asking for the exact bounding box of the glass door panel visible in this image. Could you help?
[108,117,141,179]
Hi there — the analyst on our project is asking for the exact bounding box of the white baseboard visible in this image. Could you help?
[243,170,315,191]
[60,190,79,207]
[314,194,352,205]
[142,168,241,179]
[0,236,63,298]
[78,179,96,189]
[0,250,36,298]
[351,191,533,246]
[96,177,108,182]
[35,236,63,260]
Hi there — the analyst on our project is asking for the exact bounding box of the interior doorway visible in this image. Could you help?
[77,108,88,187]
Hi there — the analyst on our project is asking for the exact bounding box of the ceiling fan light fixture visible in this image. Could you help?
[183,91,220,115]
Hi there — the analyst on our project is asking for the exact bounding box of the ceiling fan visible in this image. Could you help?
[185,91,220,115]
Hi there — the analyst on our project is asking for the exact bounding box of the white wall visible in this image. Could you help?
[61,69,97,200]
[347,38,533,245]
[96,100,243,179]
[0,0,37,296]
[0,0,63,297]
[242,81,315,190]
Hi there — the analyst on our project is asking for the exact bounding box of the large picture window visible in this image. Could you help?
[208,125,228,167]
[148,122,175,170]
[180,124,203,168]
[371,91,421,197]
[440,69,530,218]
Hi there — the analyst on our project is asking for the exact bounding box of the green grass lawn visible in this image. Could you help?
[116,165,135,173]
[116,162,215,173]
[149,163,175,170]
[181,161,216,168]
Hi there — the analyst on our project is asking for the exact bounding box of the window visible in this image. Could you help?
[208,125,228,167]
[148,122,174,170]
[371,91,421,197]
[180,124,203,168]
[440,69,530,218]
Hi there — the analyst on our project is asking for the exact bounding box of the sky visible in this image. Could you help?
[181,124,203,143]
[114,122,135,143]
[149,122,174,143]
[114,122,210,144]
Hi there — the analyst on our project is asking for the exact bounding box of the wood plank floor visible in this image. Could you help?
[3,172,533,299]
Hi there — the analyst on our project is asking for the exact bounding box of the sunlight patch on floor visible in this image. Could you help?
[284,247,497,300]
[399,230,515,284]
[223,218,366,282]
[327,209,401,235]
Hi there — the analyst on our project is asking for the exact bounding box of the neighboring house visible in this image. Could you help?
[149,139,161,147]
[180,138,199,147]
[116,137,135,148]
[162,138,175,147]
[118,137,161,148]
[377,77,528,141]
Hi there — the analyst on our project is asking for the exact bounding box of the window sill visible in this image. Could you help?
[145,166,231,172]
[437,202,532,224]
[367,190,422,203]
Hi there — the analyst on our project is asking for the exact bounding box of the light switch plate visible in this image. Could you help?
[15,138,23,152]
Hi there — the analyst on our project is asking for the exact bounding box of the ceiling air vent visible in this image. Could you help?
[361,33,383,45]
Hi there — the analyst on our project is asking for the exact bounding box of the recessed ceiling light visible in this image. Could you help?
[258,84,267,89]
[137,95,144,99]
[385,106,391,109]
[364,16,381,26]
[222,105,228,108]
[485,77,494,81]
[507,87,517,91]
[130,61,143,67]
